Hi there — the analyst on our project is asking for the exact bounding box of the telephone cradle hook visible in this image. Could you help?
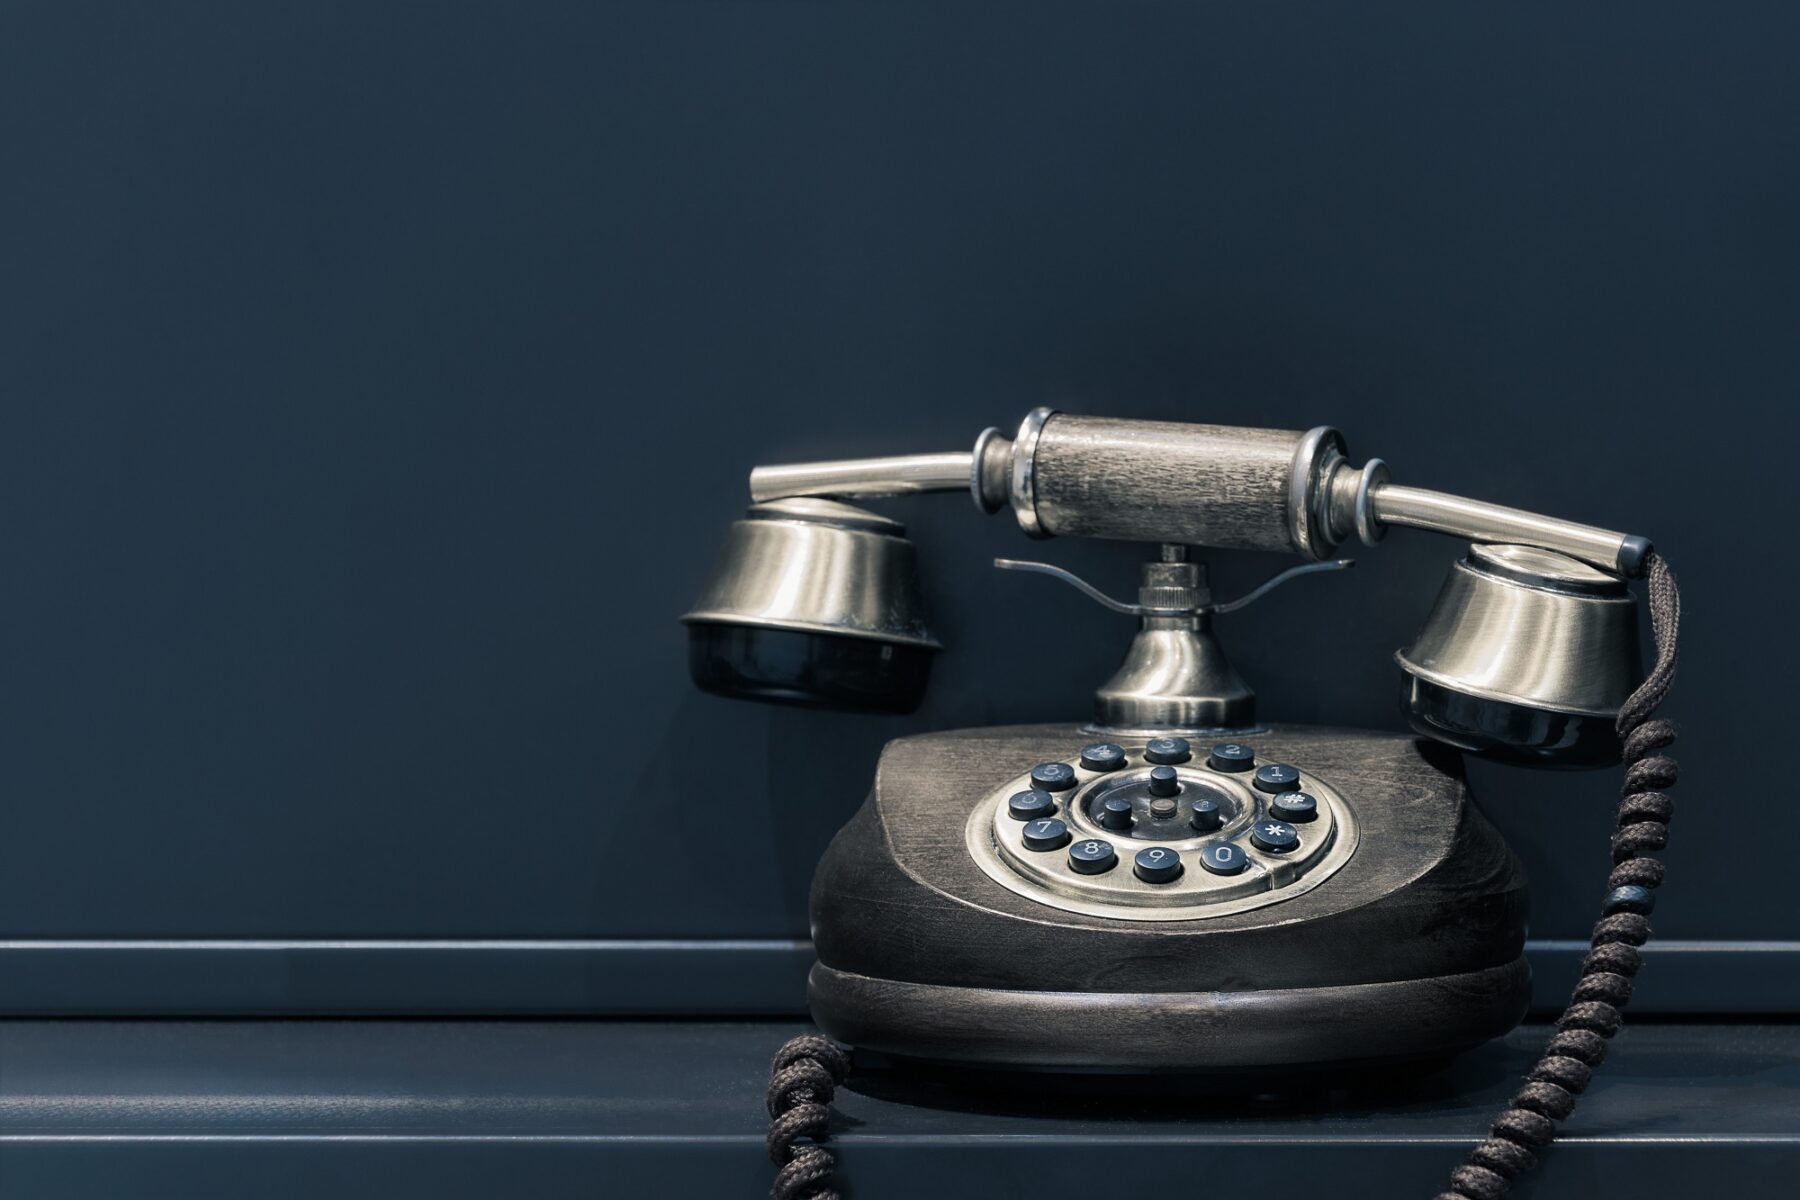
[992,553,1354,617]
[992,548,1352,730]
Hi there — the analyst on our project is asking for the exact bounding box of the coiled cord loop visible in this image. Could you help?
[766,1035,851,1200]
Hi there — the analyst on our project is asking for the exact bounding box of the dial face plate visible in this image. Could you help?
[966,740,1359,921]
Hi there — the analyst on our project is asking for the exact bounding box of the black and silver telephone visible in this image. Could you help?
[682,410,1680,1200]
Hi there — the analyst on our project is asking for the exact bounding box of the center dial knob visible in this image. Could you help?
[1082,771,1239,841]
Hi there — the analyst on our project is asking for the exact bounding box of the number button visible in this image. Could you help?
[1200,842,1248,875]
[1253,763,1301,793]
[1133,845,1183,884]
[1068,838,1117,875]
[1007,790,1056,822]
[1022,817,1071,851]
[1079,743,1126,772]
[1030,762,1078,792]
[1189,797,1223,832]
[1097,794,1135,831]
[1144,737,1192,765]
[1208,742,1255,772]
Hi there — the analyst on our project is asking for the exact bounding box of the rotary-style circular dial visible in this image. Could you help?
[967,739,1359,921]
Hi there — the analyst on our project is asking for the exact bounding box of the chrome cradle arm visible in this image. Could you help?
[739,410,1651,577]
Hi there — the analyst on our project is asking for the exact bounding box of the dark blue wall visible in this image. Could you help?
[0,3,1789,973]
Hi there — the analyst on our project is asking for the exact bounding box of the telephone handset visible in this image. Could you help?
[682,409,1681,1200]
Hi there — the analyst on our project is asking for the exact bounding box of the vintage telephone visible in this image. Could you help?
[681,410,1681,1200]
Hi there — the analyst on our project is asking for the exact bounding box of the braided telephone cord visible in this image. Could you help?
[766,1034,851,1200]
[1436,551,1681,1200]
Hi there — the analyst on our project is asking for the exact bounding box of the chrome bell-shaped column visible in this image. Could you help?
[996,546,1352,732]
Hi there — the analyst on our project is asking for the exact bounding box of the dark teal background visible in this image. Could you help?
[0,2,1788,967]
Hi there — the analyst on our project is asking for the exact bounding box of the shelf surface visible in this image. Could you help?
[1,1019,1795,1197]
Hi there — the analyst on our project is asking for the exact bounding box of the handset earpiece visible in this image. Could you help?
[1397,543,1644,767]
[681,498,939,713]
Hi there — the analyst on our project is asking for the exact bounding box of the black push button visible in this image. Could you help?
[1190,797,1222,832]
[1250,818,1300,853]
[1208,742,1255,772]
[1007,789,1056,822]
[1148,765,1181,797]
[1270,791,1318,823]
[1079,743,1126,772]
[1097,794,1134,831]
[1068,837,1117,875]
[1253,763,1301,793]
[1144,737,1191,765]
[1133,845,1183,883]
[1199,842,1248,875]
[1022,817,1071,851]
[1030,761,1077,792]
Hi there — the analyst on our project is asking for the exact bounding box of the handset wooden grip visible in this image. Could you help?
[1022,413,1346,557]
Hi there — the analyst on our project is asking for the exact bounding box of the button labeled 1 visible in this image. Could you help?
[1254,763,1301,793]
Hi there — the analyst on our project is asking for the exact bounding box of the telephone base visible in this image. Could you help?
[810,958,1529,1071]
[808,722,1531,1072]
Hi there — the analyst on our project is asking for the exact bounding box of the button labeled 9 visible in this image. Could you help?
[1133,845,1183,884]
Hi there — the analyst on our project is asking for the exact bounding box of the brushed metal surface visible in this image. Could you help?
[1369,483,1633,575]
[1092,618,1257,728]
[1092,556,1256,727]
[1397,544,1640,716]
[1288,424,1350,559]
[748,451,976,502]
[681,498,940,647]
[1007,405,1053,537]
